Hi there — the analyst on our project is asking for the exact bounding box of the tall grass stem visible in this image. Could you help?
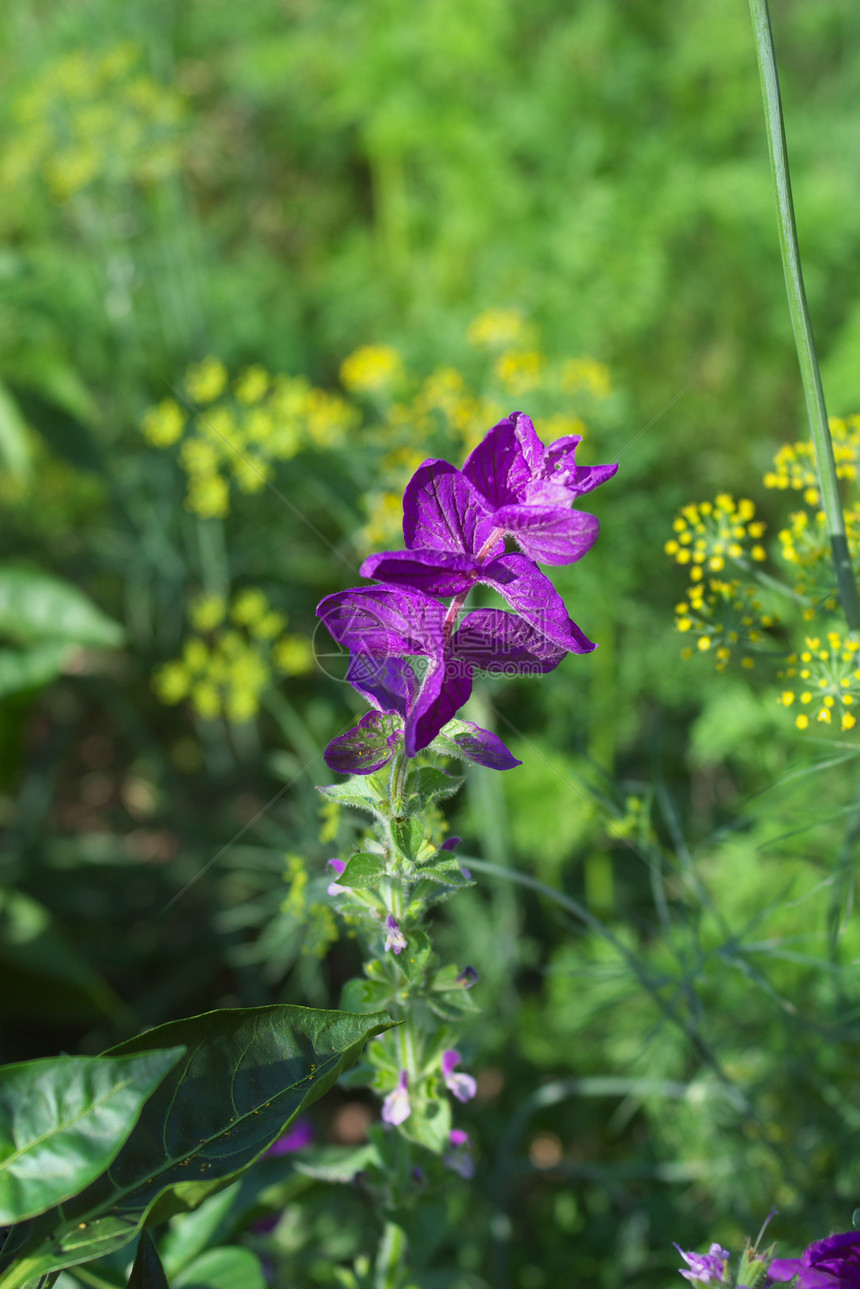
[748,0,860,630]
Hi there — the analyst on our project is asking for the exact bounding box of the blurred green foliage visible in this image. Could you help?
[2,0,860,1285]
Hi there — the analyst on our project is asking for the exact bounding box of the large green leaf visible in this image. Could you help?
[0,643,69,700]
[0,1006,394,1286]
[0,1049,185,1225]
[0,568,123,650]
[0,383,32,482]
[174,1247,264,1289]
[127,1232,170,1289]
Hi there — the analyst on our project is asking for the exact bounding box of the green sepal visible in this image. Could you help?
[400,1096,451,1155]
[390,816,424,861]
[317,775,388,818]
[402,767,463,815]
[341,978,396,1014]
[338,853,387,889]
[398,929,432,984]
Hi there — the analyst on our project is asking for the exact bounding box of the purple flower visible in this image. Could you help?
[674,1244,729,1285]
[361,459,595,653]
[384,914,407,954]
[441,1049,477,1103]
[326,858,349,895]
[267,1117,315,1155]
[769,1232,860,1286]
[456,965,479,987]
[462,411,616,564]
[444,1127,475,1179]
[317,584,568,756]
[381,1070,410,1126]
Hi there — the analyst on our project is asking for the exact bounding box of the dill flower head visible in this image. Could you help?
[764,414,860,502]
[154,588,313,722]
[665,494,766,581]
[778,630,860,732]
[339,345,404,396]
[466,308,526,351]
[675,578,776,671]
[493,349,546,396]
[560,357,612,400]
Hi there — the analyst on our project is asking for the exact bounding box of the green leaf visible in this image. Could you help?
[0,1006,394,1285]
[402,767,463,815]
[292,1143,378,1184]
[0,1049,184,1224]
[174,1247,264,1289]
[0,642,69,699]
[401,1096,451,1154]
[341,979,394,1014]
[127,1231,170,1289]
[338,853,387,889]
[0,382,32,481]
[398,928,432,984]
[317,776,386,818]
[390,817,423,862]
[160,1183,242,1279]
[412,855,473,888]
[0,885,123,1023]
[0,568,123,650]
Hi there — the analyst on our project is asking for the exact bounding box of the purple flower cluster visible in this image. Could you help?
[317,412,616,769]
[769,1232,860,1287]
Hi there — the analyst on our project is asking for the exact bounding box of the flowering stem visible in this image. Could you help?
[748,0,860,630]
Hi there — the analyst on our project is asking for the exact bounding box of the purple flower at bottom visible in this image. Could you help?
[441,1049,477,1103]
[769,1232,860,1286]
[445,1128,475,1179]
[267,1117,315,1156]
[381,1070,410,1126]
[674,1243,729,1284]
[456,965,479,988]
[384,915,407,954]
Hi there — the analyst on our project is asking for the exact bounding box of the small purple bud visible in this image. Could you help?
[327,858,348,896]
[456,965,479,988]
[450,1128,470,1148]
[381,1070,410,1125]
[441,1049,477,1103]
[411,1166,426,1185]
[384,914,407,954]
[441,836,461,852]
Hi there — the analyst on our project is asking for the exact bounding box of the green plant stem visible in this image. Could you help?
[748,0,860,629]
[374,1221,408,1289]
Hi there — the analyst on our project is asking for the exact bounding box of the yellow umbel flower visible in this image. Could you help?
[561,358,612,399]
[674,578,776,672]
[340,345,404,395]
[778,630,860,733]
[665,495,766,574]
[467,308,525,351]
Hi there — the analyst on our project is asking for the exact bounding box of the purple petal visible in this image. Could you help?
[543,440,619,497]
[766,1260,803,1283]
[441,836,461,852]
[450,1128,470,1148]
[480,552,595,653]
[403,459,498,556]
[346,655,418,719]
[462,415,532,509]
[361,548,477,596]
[456,966,479,987]
[406,655,473,756]
[432,718,522,770]
[381,1071,410,1125]
[441,1049,461,1079]
[453,608,569,674]
[492,504,600,565]
[267,1118,315,1154]
[323,711,402,775]
[447,1071,477,1103]
[317,585,445,658]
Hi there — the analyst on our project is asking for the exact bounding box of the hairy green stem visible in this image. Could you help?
[748,0,860,629]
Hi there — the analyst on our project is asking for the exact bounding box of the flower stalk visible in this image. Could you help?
[748,0,860,630]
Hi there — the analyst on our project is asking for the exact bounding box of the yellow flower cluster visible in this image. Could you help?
[281,857,339,958]
[340,346,404,396]
[665,495,767,581]
[153,588,314,723]
[764,415,860,502]
[776,507,860,619]
[141,358,358,518]
[675,579,776,672]
[355,310,614,550]
[778,632,860,732]
[2,43,183,201]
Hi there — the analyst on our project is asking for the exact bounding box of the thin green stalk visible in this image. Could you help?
[748,0,860,629]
